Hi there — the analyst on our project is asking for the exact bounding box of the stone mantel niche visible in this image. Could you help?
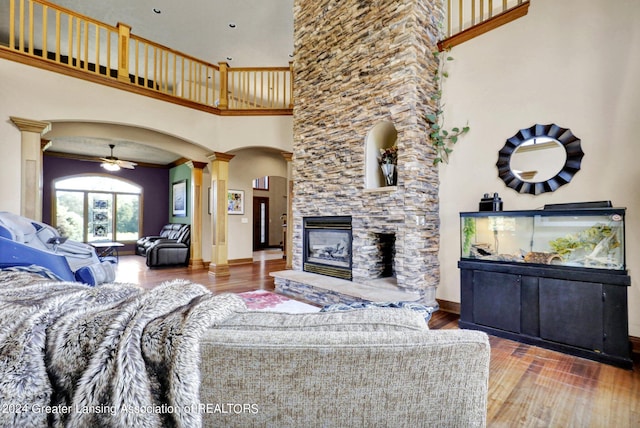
[365,121,398,189]
[285,0,445,308]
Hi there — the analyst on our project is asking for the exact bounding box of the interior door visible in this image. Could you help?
[253,197,270,250]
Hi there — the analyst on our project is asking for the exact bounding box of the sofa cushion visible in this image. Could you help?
[199,328,489,427]
[214,306,429,332]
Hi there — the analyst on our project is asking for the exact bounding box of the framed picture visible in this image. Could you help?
[227,190,244,215]
[172,180,187,217]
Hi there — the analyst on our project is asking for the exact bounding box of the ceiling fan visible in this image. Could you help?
[99,144,137,171]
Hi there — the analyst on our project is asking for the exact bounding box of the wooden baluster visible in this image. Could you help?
[83,21,88,70]
[153,46,158,90]
[41,4,49,58]
[289,61,294,109]
[205,65,210,105]
[28,0,34,55]
[19,0,25,52]
[173,55,177,97]
[163,51,167,93]
[55,10,60,62]
[94,25,100,74]
[9,0,14,49]
[472,0,476,26]
[180,56,185,98]
[107,29,112,77]
[188,59,193,99]
[75,18,81,68]
[67,16,72,67]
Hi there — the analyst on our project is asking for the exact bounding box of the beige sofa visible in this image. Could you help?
[0,269,489,428]
[200,308,491,427]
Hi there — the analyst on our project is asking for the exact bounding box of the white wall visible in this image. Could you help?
[439,0,640,336]
[0,58,293,260]
[226,149,289,260]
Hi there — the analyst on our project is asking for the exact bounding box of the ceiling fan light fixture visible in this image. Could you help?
[101,162,121,172]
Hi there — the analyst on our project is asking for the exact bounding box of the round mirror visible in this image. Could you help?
[510,137,567,182]
[496,124,584,195]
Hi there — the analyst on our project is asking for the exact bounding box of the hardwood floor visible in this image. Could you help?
[116,255,640,427]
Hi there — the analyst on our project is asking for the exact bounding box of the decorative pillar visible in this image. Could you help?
[10,116,51,221]
[116,23,131,83]
[218,62,229,109]
[187,161,207,270]
[282,152,294,269]
[208,152,235,276]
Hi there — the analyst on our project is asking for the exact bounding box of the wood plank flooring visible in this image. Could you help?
[116,255,640,427]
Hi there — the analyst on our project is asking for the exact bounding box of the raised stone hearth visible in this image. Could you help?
[287,0,444,307]
[271,270,422,307]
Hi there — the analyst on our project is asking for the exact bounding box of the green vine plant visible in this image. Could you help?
[425,49,470,165]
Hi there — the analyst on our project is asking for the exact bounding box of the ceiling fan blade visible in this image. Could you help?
[117,160,137,169]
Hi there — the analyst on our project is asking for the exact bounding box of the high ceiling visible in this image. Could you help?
[47,0,295,67]
[39,0,295,166]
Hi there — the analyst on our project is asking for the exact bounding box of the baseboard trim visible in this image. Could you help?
[436,298,639,356]
[630,336,640,356]
[436,299,460,314]
[228,258,253,265]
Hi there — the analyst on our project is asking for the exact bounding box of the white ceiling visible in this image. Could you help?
[39,0,295,166]
[47,0,294,67]
[47,137,184,166]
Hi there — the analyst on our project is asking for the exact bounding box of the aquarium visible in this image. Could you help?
[460,207,626,271]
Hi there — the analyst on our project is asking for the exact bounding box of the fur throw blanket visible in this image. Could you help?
[0,269,246,428]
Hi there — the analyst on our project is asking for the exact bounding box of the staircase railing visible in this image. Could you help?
[440,0,530,50]
[0,0,293,114]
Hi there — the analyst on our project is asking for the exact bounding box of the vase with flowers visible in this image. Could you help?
[378,145,398,186]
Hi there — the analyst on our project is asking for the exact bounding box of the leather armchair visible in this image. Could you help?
[136,224,189,256]
[144,224,190,267]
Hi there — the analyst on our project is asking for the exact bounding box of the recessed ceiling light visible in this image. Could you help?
[152,8,161,14]
[228,22,237,28]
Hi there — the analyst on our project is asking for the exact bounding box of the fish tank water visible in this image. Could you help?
[460,208,626,271]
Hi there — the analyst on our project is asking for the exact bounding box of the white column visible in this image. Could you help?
[10,116,51,221]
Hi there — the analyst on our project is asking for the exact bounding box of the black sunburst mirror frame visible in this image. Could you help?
[496,123,584,195]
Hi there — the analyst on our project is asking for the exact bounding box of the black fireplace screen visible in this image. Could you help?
[303,216,352,280]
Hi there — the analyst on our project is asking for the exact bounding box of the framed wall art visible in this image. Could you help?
[227,190,244,215]
[172,179,187,217]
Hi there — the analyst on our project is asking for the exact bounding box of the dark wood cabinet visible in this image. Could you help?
[459,260,632,368]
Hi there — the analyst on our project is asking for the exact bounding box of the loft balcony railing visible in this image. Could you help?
[0,0,293,114]
[440,0,530,50]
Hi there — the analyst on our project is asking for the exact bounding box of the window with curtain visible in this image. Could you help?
[54,175,142,243]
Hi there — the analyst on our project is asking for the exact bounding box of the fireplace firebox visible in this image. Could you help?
[303,216,352,280]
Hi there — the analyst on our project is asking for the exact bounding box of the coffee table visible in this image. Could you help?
[90,241,124,262]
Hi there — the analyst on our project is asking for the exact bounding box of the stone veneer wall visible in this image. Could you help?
[292,0,444,305]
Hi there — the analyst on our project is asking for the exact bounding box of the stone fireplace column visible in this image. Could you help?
[208,152,235,277]
[291,0,445,306]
